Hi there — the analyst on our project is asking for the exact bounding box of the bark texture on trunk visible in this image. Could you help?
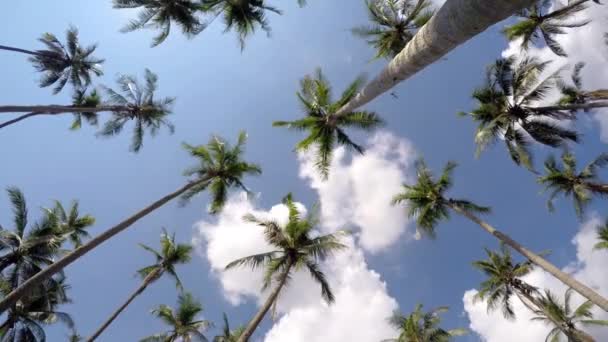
[335,0,535,116]
[0,105,128,114]
[0,112,46,130]
[447,202,608,312]
[0,177,211,313]
[87,268,162,342]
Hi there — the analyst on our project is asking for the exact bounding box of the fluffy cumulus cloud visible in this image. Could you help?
[463,215,608,341]
[298,131,417,253]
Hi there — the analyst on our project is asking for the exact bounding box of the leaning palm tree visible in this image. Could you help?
[226,193,348,342]
[538,152,608,218]
[113,0,206,47]
[391,159,608,311]
[0,26,103,94]
[273,69,383,178]
[594,219,608,251]
[200,0,282,49]
[352,0,434,59]
[557,62,608,111]
[385,305,466,341]
[0,132,261,313]
[461,57,579,169]
[533,288,607,342]
[87,229,192,341]
[141,292,212,342]
[213,313,244,342]
[503,0,599,57]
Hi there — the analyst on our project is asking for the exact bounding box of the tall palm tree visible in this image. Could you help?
[352,0,434,59]
[385,304,466,341]
[200,0,282,49]
[461,57,579,169]
[225,193,348,342]
[391,159,608,311]
[0,132,261,313]
[503,0,599,57]
[538,152,608,218]
[533,288,607,342]
[141,292,212,342]
[594,219,608,251]
[45,200,96,249]
[273,69,383,178]
[213,313,244,342]
[0,26,104,94]
[557,62,608,111]
[87,229,192,341]
[113,0,206,47]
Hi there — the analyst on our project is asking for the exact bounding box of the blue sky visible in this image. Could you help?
[1,1,607,341]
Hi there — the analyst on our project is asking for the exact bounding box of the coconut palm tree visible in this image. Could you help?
[533,288,607,342]
[352,0,434,59]
[0,132,261,313]
[45,201,96,249]
[213,313,244,342]
[141,292,212,342]
[385,304,466,341]
[113,0,206,47]
[391,159,608,311]
[503,0,599,57]
[273,69,383,178]
[538,152,608,218]
[461,57,579,170]
[225,193,348,342]
[200,0,282,49]
[594,219,608,251]
[557,62,608,111]
[87,229,192,341]
[0,26,104,94]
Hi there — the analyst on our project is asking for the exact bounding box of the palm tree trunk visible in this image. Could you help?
[447,202,608,312]
[334,0,534,116]
[0,45,41,56]
[0,176,212,314]
[0,112,47,130]
[0,105,130,114]
[587,90,608,100]
[236,261,294,342]
[533,101,608,112]
[587,182,608,194]
[87,268,162,342]
[544,0,592,19]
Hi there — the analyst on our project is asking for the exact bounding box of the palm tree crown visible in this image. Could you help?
[137,229,193,289]
[386,304,466,342]
[142,292,212,342]
[273,68,383,178]
[538,152,608,218]
[594,219,608,251]
[113,0,206,47]
[352,0,434,59]
[558,62,608,109]
[44,201,95,249]
[213,313,244,342]
[98,69,176,152]
[70,88,102,130]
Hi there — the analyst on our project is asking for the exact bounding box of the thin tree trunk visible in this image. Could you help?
[0,112,47,130]
[0,105,130,114]
[334,0,534,116]
[0,176,212,313]
[447,202,608,312]
[533,101,608,112]
[0,45,40,56]
[236,261,294,342]
[587,182,608,194]
[87,268,162,342]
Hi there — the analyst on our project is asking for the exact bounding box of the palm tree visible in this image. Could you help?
[352,0,434,59]
[113,0,206,47]
[594,219,608,251]
[385,304,466,341]
[391,159,608,311]
[503,0,599,57]
[141,292,212,342]
[557,62,608,111]
[0,26,103,94]
[538,152,608,218]
[273,69,383,178]
[87,229,192,341]
[200,0,282,49]
[0,132,261,313]
[533,288,607,342]
[225,193,348,342]
[461,57,579,169]
[45,200,96,248]
[213,313,244,342]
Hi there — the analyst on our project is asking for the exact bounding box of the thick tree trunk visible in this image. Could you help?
[0,45,40,56]
[533,101,608,112]
[236,262,293,342]
[0,176,211,313]
[0,105,129,114]
[87,268,162,341]
[447,202,608,312]
[334,0,534,116]
[0,112,47,130]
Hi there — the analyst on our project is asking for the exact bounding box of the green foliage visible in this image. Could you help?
[44,200,95,248]
[274,68,383,178]
[386,304,467,342]
[70,88,101,130]
[594,219,608,251]
[213,313,244,342]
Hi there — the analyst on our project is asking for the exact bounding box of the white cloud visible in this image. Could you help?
[298,131,417,253]
[463,215,608,341]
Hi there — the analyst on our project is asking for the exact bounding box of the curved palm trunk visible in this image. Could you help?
[0,105,131,114]
[0,45,40,56]
[0,177,211,314]
[447,202,608,312]
[0,112,47,130]
[87,268,162,342]
[236,261,294,342]
[334,0,534,116]
[533,101,608,112]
